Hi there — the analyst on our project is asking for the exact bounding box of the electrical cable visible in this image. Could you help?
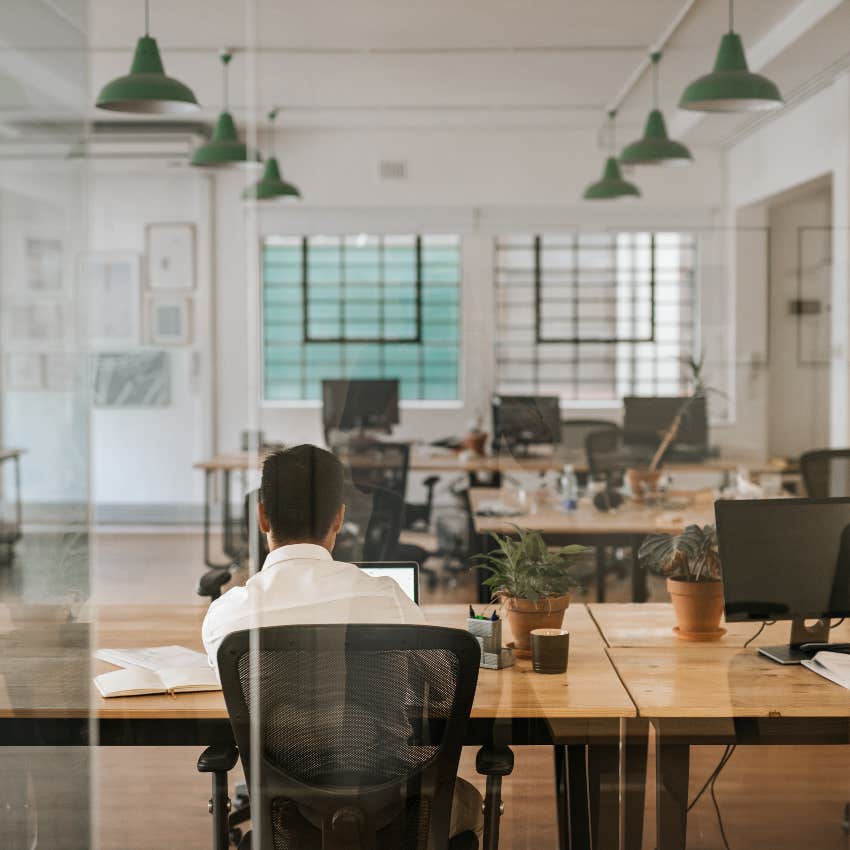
[830,618,845,629]
[687,745,736,850]
[743,620,775,648]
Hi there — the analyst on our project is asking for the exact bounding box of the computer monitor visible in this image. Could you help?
[356,561,419,604]
[322,379,400,433]
[492,395,561,453]
[716,497,850,664]
[623,396,708,450]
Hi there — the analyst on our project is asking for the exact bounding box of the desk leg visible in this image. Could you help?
[588,744,619,850]
[630,535,647,603]
[656,730,689,850]
[203,469,232,571]
[566,745,592,850]
[554,744,569,850]
[595,546,607,603]
[623,734,648,850]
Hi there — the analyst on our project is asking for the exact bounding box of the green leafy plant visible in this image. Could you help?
[475,527,586,602]
[639,524,721,582]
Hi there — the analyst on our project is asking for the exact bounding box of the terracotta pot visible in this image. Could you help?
[667,577,725,641]
[464,431,488,456]
[627,468,662,501]
[502,594,571,658]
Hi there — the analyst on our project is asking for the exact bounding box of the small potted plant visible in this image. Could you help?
[639,523,724,640]
[476,527,586,658]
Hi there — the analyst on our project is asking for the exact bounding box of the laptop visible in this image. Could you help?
[356,561,420,604]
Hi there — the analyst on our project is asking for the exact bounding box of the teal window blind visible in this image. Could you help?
[263,234,461,401]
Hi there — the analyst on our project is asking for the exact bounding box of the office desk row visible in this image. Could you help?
[4,601,850,850]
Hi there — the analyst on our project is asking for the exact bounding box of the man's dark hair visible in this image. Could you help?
[260,444,344,543]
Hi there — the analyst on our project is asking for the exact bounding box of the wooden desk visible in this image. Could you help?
[590,602,850,649]
[602,610,850,849]
[469,488,714,603]
[1,602,634,850]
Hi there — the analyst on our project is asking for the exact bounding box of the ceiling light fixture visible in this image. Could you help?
[243,109,301,201]
[583,111,641,201]
[96,0,199,114]
[621,52,692,166]
[191,50,260,168]
[679,0,783,112]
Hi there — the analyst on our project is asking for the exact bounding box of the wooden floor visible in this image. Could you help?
[4,530,850,848]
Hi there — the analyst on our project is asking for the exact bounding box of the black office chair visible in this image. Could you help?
[199,624,491,850]
[585,427,627,490]
[800,448,850,498]
[561,419,619,470]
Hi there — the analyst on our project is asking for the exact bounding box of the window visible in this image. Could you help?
[495,232,696,402]
[263,234,461,401]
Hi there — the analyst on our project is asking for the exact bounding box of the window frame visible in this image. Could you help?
[533,233,657,345]
[301,236,424,345]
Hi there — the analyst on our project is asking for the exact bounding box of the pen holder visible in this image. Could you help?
[467,618,515,669]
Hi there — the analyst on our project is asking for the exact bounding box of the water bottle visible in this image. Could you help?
[560,464,578,512]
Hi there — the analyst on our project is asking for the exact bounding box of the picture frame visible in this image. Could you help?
[24,235,65,294]
[146,223,195,291]
[4,299,69,349]
[147,295,193,346]
[92,350,171,408]
[76,253,141,349]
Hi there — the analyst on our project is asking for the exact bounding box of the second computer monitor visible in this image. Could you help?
[492,395,561,450]
[623,396,708,449]
[322,379,400,433]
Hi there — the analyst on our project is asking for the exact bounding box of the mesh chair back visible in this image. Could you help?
[561,419,619,456]
[347,441,411,500]
[218,625,480,850]
[800,449,850,498]
[585,426,626,486]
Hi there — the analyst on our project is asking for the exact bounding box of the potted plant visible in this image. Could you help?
[476,527,586,657]
[627,353,716,500]
[638,523,724,640]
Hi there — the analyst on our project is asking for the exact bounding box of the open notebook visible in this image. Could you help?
[801,651,850,689]
[94,645,220,698]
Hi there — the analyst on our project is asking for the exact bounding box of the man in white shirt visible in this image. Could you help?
[202,444,482,844]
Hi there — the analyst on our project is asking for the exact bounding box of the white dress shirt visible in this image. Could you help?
[202,542,426,670]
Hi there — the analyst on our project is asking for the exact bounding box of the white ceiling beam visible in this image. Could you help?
[670,0,844,139]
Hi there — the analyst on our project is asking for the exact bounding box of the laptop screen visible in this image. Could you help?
[356,562,419,604]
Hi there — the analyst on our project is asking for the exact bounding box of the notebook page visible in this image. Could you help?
[94,667,166,698]
[96,645,208,672]
[158,666,221,694]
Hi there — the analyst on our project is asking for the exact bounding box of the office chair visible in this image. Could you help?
[585,427,627,490]
[561,419,619,474]
[198,624,511,850]
[800,448,850,498]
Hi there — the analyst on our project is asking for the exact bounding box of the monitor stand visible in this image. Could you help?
[758,618,831,665]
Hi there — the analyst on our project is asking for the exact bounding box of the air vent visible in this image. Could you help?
[379,159,407,180]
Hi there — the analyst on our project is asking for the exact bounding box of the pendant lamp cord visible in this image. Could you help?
[607,110,616,155]
[268,108,278,156]
[729,0,734,31]
[144,0,150,36]
[220,50,233,111]
[650,51,661,108]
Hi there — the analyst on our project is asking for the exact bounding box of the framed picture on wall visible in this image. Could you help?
[92,350,171,408]
[147,295,192,346]
[4,299,70,348]
[24,235,65,294]
[146,223,195,291]
[76,253,141,349]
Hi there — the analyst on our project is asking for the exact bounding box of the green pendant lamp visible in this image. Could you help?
[584,111,640,200]
[243,110,301,201]
[680,0,783,112]
[621,52,692,167]
[96,0,199,114]
[191,51,259,167]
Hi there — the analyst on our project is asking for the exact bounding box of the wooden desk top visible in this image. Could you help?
[0,603,634,722]
[590,603,850,649]
[608,646,850,719]
[469,488,715,537]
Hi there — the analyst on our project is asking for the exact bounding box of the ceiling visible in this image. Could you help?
[7,0,850,152]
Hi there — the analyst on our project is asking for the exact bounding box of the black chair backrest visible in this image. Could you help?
[585,426,626,486]
[800,448,850,498]
[561,419,619,456]
[218,624,480,850]
[347,441,411,500]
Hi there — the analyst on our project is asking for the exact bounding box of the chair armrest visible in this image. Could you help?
[476,745,514,777]
[197,744,239,773]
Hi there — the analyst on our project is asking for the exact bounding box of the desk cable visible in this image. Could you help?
[687,744,736,850]
[830,618,845,629]
[743,620,776,648]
